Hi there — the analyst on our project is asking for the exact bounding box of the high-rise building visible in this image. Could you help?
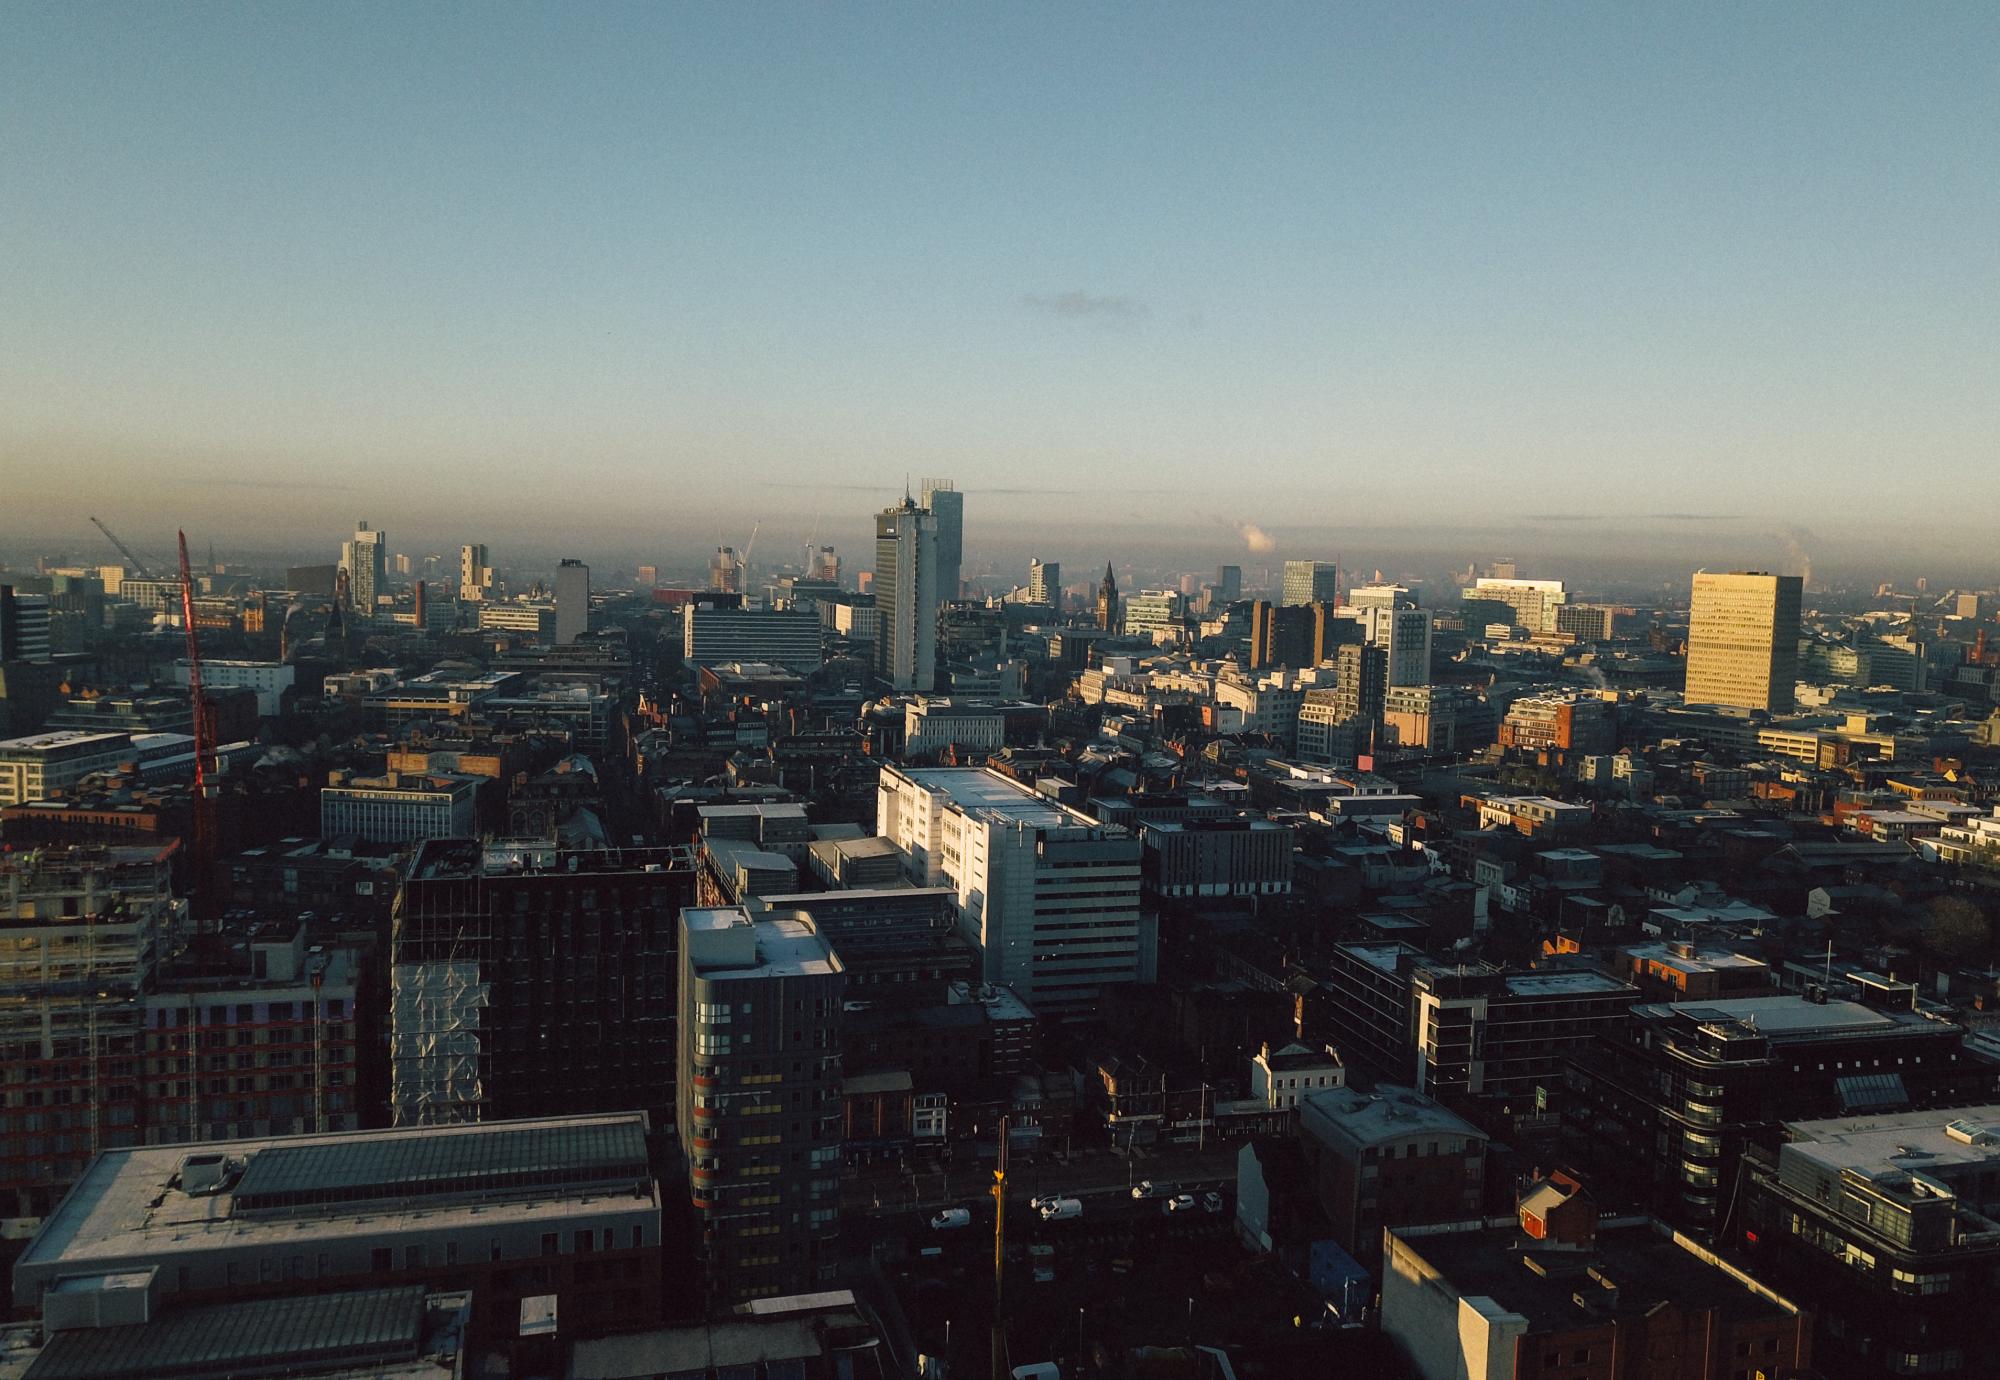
[1122,590,1185,642]
[1462,576,1567,636]
[1096,563,1120,632]
[1684,571,1803,714]
[874,499,940,691]
[876,766,1150,1014]
[0,587,52,663]
[340,521,386,614]
[390,840,695,1129]
[458,544,493,602]
[685,607,825,672]
[1027,558,1060,607]
[1249,600,1355,670]
[637,563,658,587]
[1356,605,1433,687]
[554,558,590,644]
[807,545,840,583]
[678,906,845,1303]
[1213,565,1243,604]
[1281,560,1340,606]
[920,478,962,600]
[710,546,745,594]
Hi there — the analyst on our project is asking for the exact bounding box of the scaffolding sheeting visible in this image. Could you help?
[389,961,489,1126]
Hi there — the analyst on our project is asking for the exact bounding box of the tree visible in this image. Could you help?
[1925,896,1992,966]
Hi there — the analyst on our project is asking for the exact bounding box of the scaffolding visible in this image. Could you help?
[389,960,489,1126]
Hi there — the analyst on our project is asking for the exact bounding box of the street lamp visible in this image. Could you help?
[1077,1307,1086,1372]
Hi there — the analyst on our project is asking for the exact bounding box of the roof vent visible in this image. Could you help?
[179,1153,228,1195]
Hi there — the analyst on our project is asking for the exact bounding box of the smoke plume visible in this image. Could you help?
[1237,522,1277,554]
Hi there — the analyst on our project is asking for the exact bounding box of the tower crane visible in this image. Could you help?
[177,530,219,924]
[89,516,157,578]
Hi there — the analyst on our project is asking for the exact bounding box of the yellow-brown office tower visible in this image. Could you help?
[1685,571,1802,714]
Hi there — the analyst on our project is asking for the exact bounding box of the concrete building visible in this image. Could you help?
[1347,583,1416,611]
[339,521,386,614]
[0,731,137,806]
[554,558,590,644]
[1462,576,1568,636]
[1,843,185,1239]
[1121,590,1185,642]
[920,478,962,601]
[1298,1084,1488,1259]
[0,585,53,662]
[457,542,492,602]
[1212,564,1242,604]
[1685,571,1803,713]
[173,659,295,717]
[902,697,1006,760]
[1497,692,1616,764]
[1249,1041,1344,1111]
[475,600,556,640]
[874,499,940,691]
[10,1113,662,1343]
[1356,604,1432,687]
[1026,558,1059,606]
[684,608,825,673]
[678,907,845,1303]
[1141,817,1294,898]
[320,770,478,844]
[390,840,695,1129]
[876,765,1149,1014]
[1281,560,1340,606]
[1384,1193,1811,1380]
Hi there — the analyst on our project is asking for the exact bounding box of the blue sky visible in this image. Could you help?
[4,3,1996,576]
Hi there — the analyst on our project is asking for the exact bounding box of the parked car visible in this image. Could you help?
[1130,1179,1159,1199]
[1039,1197,1084,1222]
[1164,1193,1198,1213]
[930,1207,973,1230]
[1202,1191,1224,1214]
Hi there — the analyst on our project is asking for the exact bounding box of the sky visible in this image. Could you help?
[4,3,1997,583]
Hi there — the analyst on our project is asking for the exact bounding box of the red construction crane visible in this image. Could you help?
[177,530,218,922]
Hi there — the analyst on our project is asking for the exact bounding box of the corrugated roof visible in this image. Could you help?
[232,1117,649,1212]
[24,1287,425,1380]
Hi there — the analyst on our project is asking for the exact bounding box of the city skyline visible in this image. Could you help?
[5,4,1997,567]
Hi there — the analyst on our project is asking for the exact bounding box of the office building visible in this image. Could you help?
[684,607,824,673]
[1347,583,1416,611]
[1026,558,1059,607]
[554,558,590,644]
[902,697,1006,759]
[339,521,386,614]
[920,477,962,601]
[1248,599,1355,670]
[1462,576,1568,635]
[678,907,845,1303]
[320,769,478,844]
[1324,943,1638,1102]
[1382,684,1486,753]
[1384,1191,1812,1380]
[458,543,493,601]
[172,658,295,717]
[1357,604,1433,687]
[0,730,138,806]
[11,1113,663,1343]
[874,499,940,692]
[0,843,184,1239]
[1281,560,1340,606]
[1213,564,1242,604]
[0,585,53,662]
[1298,1084,1488,1258]
[390,841,695,1128]
[1497,691,1616,764]
[476,600,556,640]
[1095,562,1119,632]
[1685,571,1803,714]
[1565,982,1997,1238]
[1141,817,1294,898]
[1743,1106,2000,1380]
[876,765,1149,1014]
[1122,589,1184,641]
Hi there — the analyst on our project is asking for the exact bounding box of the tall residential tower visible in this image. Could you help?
[1685,571,1803,714]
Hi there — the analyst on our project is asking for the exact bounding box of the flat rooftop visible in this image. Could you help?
[1781,1104,2000,1177]
[1301,1084,1485,1148]
[1623,942,1767,973]
[1505,970,1633,997]
[1338,941,1424,976]
[894,767,1082,829]
[1641,994,1912,1037]
[15,1114,654,1288]
[0,731,129,754]
[685,909,839,980]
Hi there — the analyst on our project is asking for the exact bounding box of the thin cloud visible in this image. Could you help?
[1021,291,1150,322]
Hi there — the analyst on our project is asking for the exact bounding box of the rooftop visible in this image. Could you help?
[0,731,129,755]
[1504,970,1633,997]
[892,766,1093,830]
[1301,1084,1486,1149]
[685,909,840,980]
[15,1114,654,1287]
[1641,993,1920,1038]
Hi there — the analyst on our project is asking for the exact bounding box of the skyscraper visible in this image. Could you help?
[920,478,962,601]
[0,587,52,663]
[1213,564,1243,604]
[678,906,844,1303]
[458,543,492,602]
[340,521,386,614]
[874,499,939,691]
[1282,560,1340,606]
[1027,558,1060,607]
[554,558,590,644]
[1685,571,1803,714]
[1096,563,1120,632]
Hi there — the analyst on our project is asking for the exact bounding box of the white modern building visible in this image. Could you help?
[477,601,556,640]
[684,608,824,672]
[874,499,940,692]
[1026,559,1060,607]
[0,731,137,806]
[340,521,387,614]
[321,770,478,844]
[174,658,295,716]
[1281,560,1340,606]
[875,765,1150,1014]
[903,698,1006,759]
[458,543,493,602]
[1355,605,1434,687]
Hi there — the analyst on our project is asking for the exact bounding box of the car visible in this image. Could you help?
[1039,1197,1084,1221]
[1130,1179,1159,1199]
[1164,1193,1198,1213]
[1202,1191,1224,1214]
[930,1208,972,1230]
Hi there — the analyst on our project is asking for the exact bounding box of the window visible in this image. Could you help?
[575,1229,595,1253]
[540,1233,559,1257]
[372,1248,392,1272]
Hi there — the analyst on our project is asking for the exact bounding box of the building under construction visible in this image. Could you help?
[389,839,696,1131]
[0,842,185,1237]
